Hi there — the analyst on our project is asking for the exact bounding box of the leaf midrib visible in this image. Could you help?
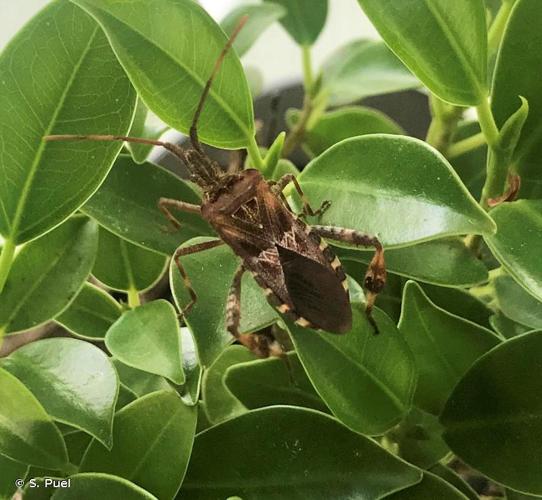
[8,27,99,243]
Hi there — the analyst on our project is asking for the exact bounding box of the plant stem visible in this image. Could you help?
[476,98,500,149]
[447,132,486,158]
[127,287,140,308]
[246,134,265,171]
[0,238,16,293]
[425,95,463,155]
[488,0,516,56]
[301,45,314,94]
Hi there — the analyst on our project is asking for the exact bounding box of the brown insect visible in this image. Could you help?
[45,18,386,358]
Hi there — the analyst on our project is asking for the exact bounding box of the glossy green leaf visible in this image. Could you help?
[52,473,157,500]
[0,217,98,335]
[126,100,168,164]
[64,431,93,468]
[181,406,422,498]
[202,346,254,425]
[399,281,500,415]
[106,300,184,385]
[82,156,211,255]
[0,367,68,469]
[271,158,300,181]
[80,391,195,500]
[264,0,327,46]
[338,238,488,287]
[289,106,403,157]
[0,453,28,500]
[506,489,542,500]
[0,1,135,245]
[113,360,173,399]
[492,0,542,198]
[2,338,118,448]
[490,312,531,339]
[297,135,495,247]
[495,274,542,330]
[485,200,542,302]
[441,331,542,495]
[72,0,254,149]
[56,283,122,341]
[386,471,468,500]
[225,352,328,413]
[221,3,286,57]
[170,237,278,366]
[422,283,493,328]
[288,306,416,436]
[93,227,167,293]
[388,408,449,469]
[357,0,487,105]
[322,40,419,106]
[429,464,479,500]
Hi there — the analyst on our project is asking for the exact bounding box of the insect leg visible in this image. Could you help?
[173,239,224,316]
[272,174,331,217]
[158,198,201,231]
[226,264,283,358]
[311,225,386,333]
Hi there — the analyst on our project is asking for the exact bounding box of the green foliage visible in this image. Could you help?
[0,0,540,498]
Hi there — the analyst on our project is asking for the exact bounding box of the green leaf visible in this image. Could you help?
[263,131,285,174]
[338,238,488,287]
[357,0,487,105]
[0,1,135,245]
[202,346,254,425]
[80,391,195,500]
[113,360,173,399]
[288,305,416,436]
[0,367,68,469]
[386,471,468,500]
[126,100,168,164]
[441,330,542,496]
[0,453,28,500]
[289,106,403,157]
[297,135,496,247]
[225,352,328,413]
[221,3,286,57]
[72,0,254,149]
[492,0,542,198]
[422,283,493,328]
[93,227,167,293]
[264,0,327,46]
[180,406,422,498]
[429,464,479,500]
[52,473,157,500]
[506,489,542,500]
[82,156,211,255]
[388,408,449,469]
[2,338,118,448]
[106,300,184,385]
[399,281,500,415]
[271,158,300,181]
[322,40,419,106]
[170,237,278,366]
[494,274,542,330]
[56,283,122,341]
[490,312,531,340]
[0,217,98,335]
[64,431,93,468]
[485,200,542,303]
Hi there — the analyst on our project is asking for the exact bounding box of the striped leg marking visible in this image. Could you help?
[272,174,331,217]
[312,225,386,333]
[158,198,201,232]
[173,239,224,316]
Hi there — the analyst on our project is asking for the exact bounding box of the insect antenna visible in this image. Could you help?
[189,15,249,154]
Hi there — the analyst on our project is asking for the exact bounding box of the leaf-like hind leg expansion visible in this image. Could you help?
[226,264,283,358]
[173,239,224,317]
[311,225,386,334]
[158,198,201,232]
[272,174,331,217]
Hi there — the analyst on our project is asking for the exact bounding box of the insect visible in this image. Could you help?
[45,18,386,358]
